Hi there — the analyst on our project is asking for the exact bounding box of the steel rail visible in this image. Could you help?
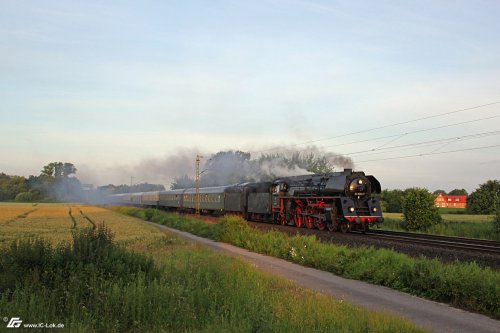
[366,229,500,255]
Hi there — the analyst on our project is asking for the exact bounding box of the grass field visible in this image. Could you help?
[383,212,494,222]
[0,203,425,332]
[116,207,500,319]
[381,212,498,239]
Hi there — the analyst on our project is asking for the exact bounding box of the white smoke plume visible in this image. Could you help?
[78,146,353,189]
[189,146,354,188]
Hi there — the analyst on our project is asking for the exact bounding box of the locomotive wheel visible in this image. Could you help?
[305,207,314,229]
[293,206,304,228]
[340,222,351,233]
[316,219,326,231]
[327,222,336,232]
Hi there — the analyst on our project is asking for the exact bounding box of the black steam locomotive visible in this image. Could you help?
[111,169,383,232]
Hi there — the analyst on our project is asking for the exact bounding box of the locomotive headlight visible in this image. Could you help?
[349,207,355,213]
[357,179,363,185]
[372,207,378,212]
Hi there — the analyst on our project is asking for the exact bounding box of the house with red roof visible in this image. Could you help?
[434,194,467,208]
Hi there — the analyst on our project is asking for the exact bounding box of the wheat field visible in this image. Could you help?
[0,202,163,248]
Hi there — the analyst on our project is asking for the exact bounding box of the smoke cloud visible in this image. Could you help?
[78,146,354,189]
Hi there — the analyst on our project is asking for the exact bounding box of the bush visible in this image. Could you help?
[380,189,405,213]
[403,188,442,231]
[467,179,500,214]
[0,224,164,332]
[0,224,159,295]
[494,195,500,233]
[14,190,41,202]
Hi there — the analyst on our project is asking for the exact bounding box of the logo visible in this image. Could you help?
[6,317,22,328]
[3,316,64,329]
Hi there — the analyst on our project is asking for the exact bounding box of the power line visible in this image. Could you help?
[261,114,500,157]
[355,144,500,163]
[344,130,500,156]
[319,114,500,150]
[251,101,500,154]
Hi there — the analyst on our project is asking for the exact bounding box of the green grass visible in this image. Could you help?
[384,212,494,222]
[0,222,425,332]
[114,207,500,319]
[381,213,499,240]
[437,207,467,214]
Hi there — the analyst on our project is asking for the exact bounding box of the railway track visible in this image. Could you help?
[235,221,500,268]
[246,220,500,255]
[365,229,500,255]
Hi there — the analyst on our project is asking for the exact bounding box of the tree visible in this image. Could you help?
[403,188,442,231]
[171,175,195,190]
[202,150,254,186]
[467,180,500,214]
[448,189,468,196]
[433,189,447,195]
[0,173,29,201]
[380,189,405,213]
[30,162,83,202]
[41,162,76,178]
[15,190,41,202]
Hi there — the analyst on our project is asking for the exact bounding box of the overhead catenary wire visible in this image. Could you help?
[355,144,500,163]
[250,101,500,155]
[343,130,500,156]
[317,114,500,150]
[257,114,500,158]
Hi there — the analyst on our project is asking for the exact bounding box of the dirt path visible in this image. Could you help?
[148,222,500,333]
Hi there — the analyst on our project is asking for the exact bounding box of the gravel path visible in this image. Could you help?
[148,222,500,333]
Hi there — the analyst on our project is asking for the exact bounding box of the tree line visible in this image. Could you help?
[380,180,500,215]
[0,162,84,202]
[0,162,168,203]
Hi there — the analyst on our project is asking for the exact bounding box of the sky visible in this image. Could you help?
[1,0,499,193]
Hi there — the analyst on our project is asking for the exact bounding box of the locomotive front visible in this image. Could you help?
[335,170,384,232]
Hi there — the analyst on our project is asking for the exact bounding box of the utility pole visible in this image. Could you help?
[130,176,135,187]
[195,155,203,215]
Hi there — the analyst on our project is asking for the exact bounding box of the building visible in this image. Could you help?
[434,194,467,208]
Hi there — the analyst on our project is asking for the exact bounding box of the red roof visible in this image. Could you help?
[434,194,467,203]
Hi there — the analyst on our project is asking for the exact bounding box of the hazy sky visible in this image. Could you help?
[1,0,499,192]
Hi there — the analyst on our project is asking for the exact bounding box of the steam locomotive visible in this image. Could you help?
[111,169,383,232]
